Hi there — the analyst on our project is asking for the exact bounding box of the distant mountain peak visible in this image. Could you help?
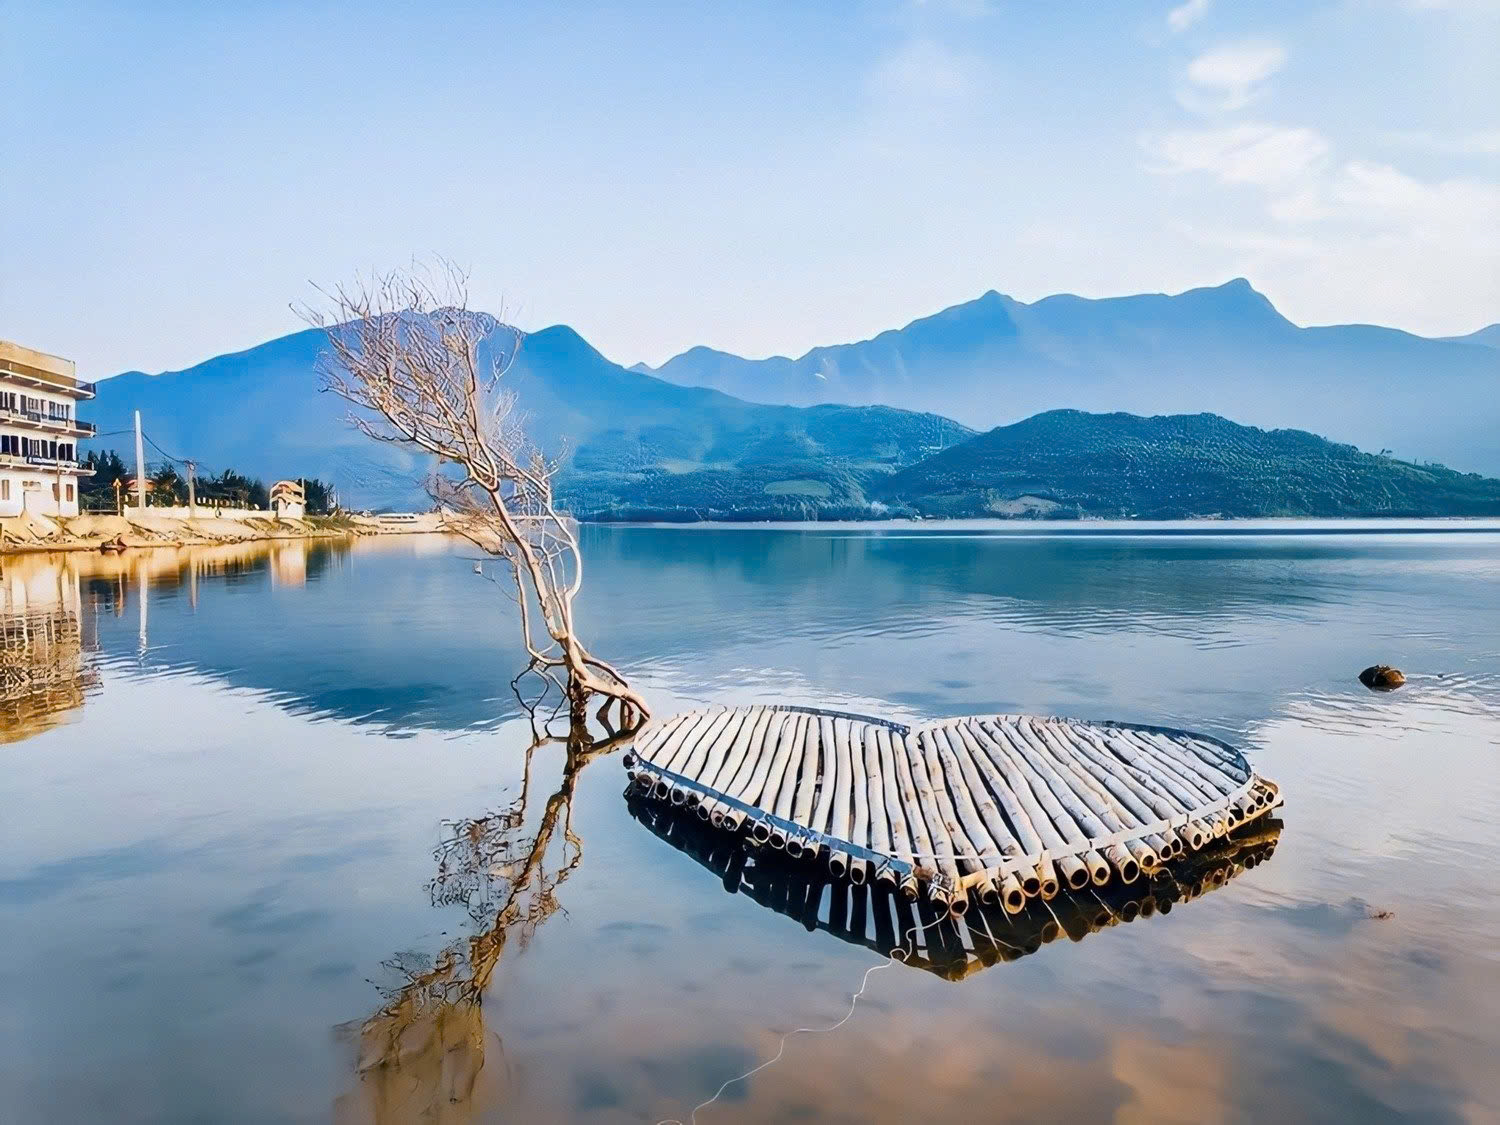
[642,278,1497,474]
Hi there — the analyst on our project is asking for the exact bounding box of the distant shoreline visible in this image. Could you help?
[0,510,449,555]
[583,516,1500,535]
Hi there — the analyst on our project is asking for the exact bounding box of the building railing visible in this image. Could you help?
[0,365,96,399]
[0,452,91,474]
[0,406,95,433]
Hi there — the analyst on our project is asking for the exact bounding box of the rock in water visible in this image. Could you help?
[1359,665,1406,690]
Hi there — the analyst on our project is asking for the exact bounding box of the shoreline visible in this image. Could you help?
[0,510,449,555]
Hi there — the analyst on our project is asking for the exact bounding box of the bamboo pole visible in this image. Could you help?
[808,714,838,846]
[658,708,721,776]
[874,727,918,898]
[948,721,1047,893]
[677,707,740,805]
[690,709,749,821]
[1099,731,1205,812]
[631,713,687,762]
[1036,856,1060,899]
[1002,721,1132,884]
[1139,731,1240,797]
[759,712,807,846]
[827,716,854,879]
[841,719,871,884]
[1027,721,1157,875]
[887,727,935,902]
[766,712,809,847]
[651,710,718,800]
[862,726,896,890]
[998,871,1026,914]
[700,707,763,828]
[785,714,823,858]
[931,726,1014,903]
[937,724,1026,866]
[1117,731,1219,806]
[915,730,989,914]
[722,709,783,832]
[1040,721,1166,832]
[967,721,1090,891]
[1182,735,1250,779]
[902,731,965,914]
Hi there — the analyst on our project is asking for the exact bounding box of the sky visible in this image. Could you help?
[3,0,1497,378]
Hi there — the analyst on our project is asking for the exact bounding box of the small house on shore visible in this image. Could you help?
[270,479,306,519]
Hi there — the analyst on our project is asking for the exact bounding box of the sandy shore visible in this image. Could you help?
[0,510,448,554]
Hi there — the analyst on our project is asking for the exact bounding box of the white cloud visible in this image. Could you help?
[1289,159,1500,228]
[908,0,992,17]
[866,38,978,104]
[1180,41,1287,111]
[1378,127,1500,155]
[1144,123,1329,185]
[1152,126,1500,335]
[1404,0,1500,11]
[1168,0,1211,32]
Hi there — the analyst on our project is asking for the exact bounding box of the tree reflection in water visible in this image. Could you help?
[337,711,640,1124]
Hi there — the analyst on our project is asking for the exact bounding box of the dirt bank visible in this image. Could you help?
[0,510,449,553]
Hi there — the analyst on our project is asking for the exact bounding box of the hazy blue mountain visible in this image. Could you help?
[640,280,1500,475]
[1445,324,1500,349]
[90,323,969,513]
[878,409,1500,519]
[93,328,432,508]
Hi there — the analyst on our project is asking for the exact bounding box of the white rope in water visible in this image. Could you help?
[654,912,951,1125]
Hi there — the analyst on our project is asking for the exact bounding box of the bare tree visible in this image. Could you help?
[300,263,649,725]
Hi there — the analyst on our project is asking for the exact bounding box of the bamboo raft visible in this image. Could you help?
[628,795,1282,979]
[623,704,1282,918]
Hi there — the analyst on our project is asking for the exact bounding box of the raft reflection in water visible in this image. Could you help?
[628,796,1283,980]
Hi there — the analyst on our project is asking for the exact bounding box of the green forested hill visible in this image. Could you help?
[877,410,1500,519]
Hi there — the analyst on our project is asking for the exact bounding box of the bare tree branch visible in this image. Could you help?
[297,262,649,725]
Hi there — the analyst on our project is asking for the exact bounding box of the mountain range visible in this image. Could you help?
[91,324,969,513]
[87,280,1500,518]
[639,280,1500,476]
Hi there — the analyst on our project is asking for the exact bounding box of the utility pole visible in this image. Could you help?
[133,410,146,512]
[186,459,196,518]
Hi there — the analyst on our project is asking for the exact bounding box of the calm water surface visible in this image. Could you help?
[3,525,1499,1123]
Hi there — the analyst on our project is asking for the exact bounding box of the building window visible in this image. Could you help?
[1,480,8,500]
[65,483,74,502]
[52,483,59,500]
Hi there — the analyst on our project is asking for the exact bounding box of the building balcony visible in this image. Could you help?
[0,452,93,476]
[0,406,96,436]
[0,367,96,400]
[0,341,93,400]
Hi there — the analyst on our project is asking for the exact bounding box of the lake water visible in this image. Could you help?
[3,524,1499,1123]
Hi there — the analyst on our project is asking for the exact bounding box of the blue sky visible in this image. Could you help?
[3,0,1497,377]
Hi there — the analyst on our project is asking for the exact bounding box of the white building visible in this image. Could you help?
[270,479,306,520]
[0,340,94,519]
